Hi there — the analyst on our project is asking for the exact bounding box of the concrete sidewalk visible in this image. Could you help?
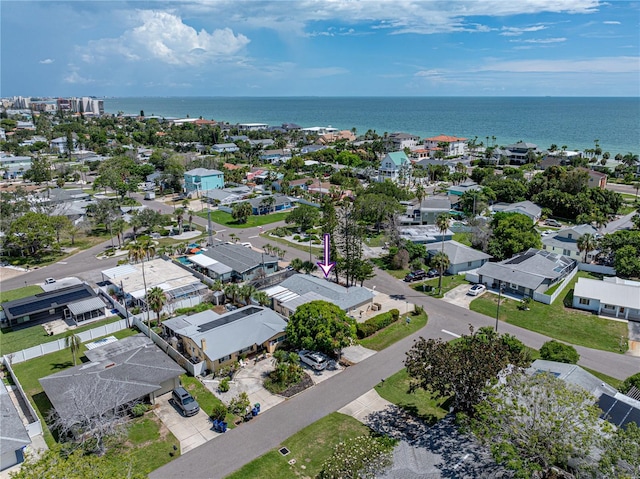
[338,389,392,423]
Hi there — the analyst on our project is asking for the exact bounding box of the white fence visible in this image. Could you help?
[533,266,579,305]
[5,318,130,365]
[2,358,43,438]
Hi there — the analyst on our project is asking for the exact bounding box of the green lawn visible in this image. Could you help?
[379,267,410,280]
[364,233,388,247]
[469,272,628,353]
[11,327,140,447]
[412,274,468,298]
[0,285,43,303]
[375,369,449,425]
[261,232,324,257]
[582,367,624,390]
[226,412,371,479]
[199,210,290,228]
[0,315,124,355]
[180,374,236,428]
[360,312,428,351]
[452,232,472,246]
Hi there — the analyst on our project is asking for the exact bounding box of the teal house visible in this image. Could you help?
[377,151,411,183]
[184,168,224,197]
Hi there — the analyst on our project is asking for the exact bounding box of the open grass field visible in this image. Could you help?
[360,312,428,351]
[226,412,371,479]
[261,232,324,257]
[470,272,628,353]
[199,210,289,228]
[412,274,468,298]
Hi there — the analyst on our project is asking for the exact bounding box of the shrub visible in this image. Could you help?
[312,240,321,245]
[621,372,640,394]
[211,403,228,421]
[228,392,250,416]
[131,403,149,417]
[413,305,424,316]
[356,310,399,339]
[539,340,580,364]
[319,435,394,479]
[272,227,289,237]
[218,377,230,393]
[517,297,532,311]
[390,309,400,322]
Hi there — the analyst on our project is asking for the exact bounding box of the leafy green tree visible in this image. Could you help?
[614,244,640,278]
[597,422,640,479]
[231,201,252,224]
[620,372,640,394]
[539,340,580,364]
[286,300,356,356]
[49,215,73,245]
[487,212,541,260]
[319,435,394,479]
[23,156,52,185]
[405,326,530,415]
[352,258,375,287]
[5,212,56,257]
[285,204,320,232]
[472,371,608,479]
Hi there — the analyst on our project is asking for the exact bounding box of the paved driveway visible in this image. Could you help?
[153,394,221,454]
[441,284,477,309]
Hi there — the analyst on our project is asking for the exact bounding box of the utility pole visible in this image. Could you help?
[207,206,213,246]
[121,280,130,328]
[495,280,503,332]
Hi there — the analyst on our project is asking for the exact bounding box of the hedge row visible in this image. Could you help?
[356,309,400,339]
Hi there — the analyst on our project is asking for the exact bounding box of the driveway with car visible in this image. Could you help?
[441,284,478,309]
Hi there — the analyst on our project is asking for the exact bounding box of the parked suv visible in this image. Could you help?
[298,350,328,371]
[544,219,562,227]
[404,270,427,282]
[171,387,200,417]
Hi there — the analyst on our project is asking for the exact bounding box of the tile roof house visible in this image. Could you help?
[542,224,599,263]
[0,382,31,471]
[378,151,411,183]
[40,335,184,426]
[423,134,468,156]
[162,306,287,373]
[491,200,542,223]
[572,276,640,320]
[1,284,107,327]
[264,274,374,317]
[475,248,577,298]
[427,240,492,275]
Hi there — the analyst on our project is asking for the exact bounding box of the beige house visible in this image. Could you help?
[541,224,599,263]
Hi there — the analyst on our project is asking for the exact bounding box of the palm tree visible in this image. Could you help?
[431,252,450,295]
[577,233,596,263]
[633,181,640,199]
[290,258,304,271]
[175,207,185,234]
[112,218,128,248]
[187,209,195,231]
[127,240,154,330]
[435,213,450,294]
[147,287,167,327]
[252,290,271,307]
[239,284,257,305]
[224,283,239,305]
[65,333,82,366]
[415,184,425,224]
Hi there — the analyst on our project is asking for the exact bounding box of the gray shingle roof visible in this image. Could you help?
[202,244,278,274]
[277,274,373,312]
[427,240,491,265]
[528,360,618,398]
[0,382,31,457]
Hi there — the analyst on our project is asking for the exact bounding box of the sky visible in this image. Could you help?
[1,0,639,97]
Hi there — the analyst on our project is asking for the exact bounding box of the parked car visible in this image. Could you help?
[44,278,56,284]
[298,350,328,371]
[468,284,487,296]
[404,270,427,282]
[544,219,562,227]
[426,268,439,278]
[171,387,200,417]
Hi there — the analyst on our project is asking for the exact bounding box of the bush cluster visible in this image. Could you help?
[356,309,400,339]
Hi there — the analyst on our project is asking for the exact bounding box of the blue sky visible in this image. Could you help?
[2,0,639,97]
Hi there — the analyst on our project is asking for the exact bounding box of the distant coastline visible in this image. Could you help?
[105,96,640,155]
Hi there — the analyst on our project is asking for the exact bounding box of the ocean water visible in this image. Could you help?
[105,97,640,155]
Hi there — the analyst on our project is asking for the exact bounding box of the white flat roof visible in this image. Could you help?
[188,254,218,267]
[574,277,640,309]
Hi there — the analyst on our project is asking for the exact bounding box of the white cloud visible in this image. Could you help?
[39,58,54,64]
[81,10,250,66]
[514,37,567,43]
[500,24,547,36]
[603,20,621,24]
[480,56,640,73]
[64,71,94,84]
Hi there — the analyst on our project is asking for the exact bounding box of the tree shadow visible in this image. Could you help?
[51,361,73,370]
[365,407,512,478]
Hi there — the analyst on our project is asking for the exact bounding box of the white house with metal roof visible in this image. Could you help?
[542,224,599,263]
[162,306,287,372]
[491,200,542,223]
[572,276,640,320]
[426,240,492,275]
[263,274,374,318]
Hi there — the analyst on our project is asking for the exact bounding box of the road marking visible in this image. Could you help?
[216,229,226,233]
[248,235,259,239]
[441,329,461,338]
[58,261,67,264]
[214,238,222,242]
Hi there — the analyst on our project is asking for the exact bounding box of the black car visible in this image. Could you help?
[426,269,439,278]
[404,270,427,282]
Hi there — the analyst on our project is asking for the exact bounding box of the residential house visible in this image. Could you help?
[264,274,374,318]
[447,180,481,197]
[100,259,208,314]
[248,139,275,148]
[378,151,411,183]
[1,284,107,327]
[399,225,454,245]
[0,155,32,179]
[162,306,287,372]
[199,243,279,281]
[426,240,492,274]
[491,200,542,223]
[260,148,292,164]
[540,150,582,169]
[246,194,293,215]
[578,167,608,189]
[388,132,421,151]
[400,197,452,225]
[184,168,224,197]
[203,188,244,206]
[474,248,577,299]
[50,135,77,154]
[501,141,539,164]
[318,130,356,144]
[238,123,269,132]
[40,335,184,429]
[414,157,458,174]
[301,126,339,135]
[542,224,599,262]
[211,143,239,154]
[423,135,468,157]
[572,276,640,320]
[0,382,31,471]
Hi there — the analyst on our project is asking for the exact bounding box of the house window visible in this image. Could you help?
[218,355,232,364]
[567,234,573,240]
[563,249,570,256]
[603,304,615,310]
[467,262,472,267]
[509,283,518,290]
[579,298,590,305]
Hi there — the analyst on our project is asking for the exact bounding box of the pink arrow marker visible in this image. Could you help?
[317,233,335,278]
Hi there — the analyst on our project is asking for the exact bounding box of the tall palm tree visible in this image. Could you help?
[577,233,596,263]
[252,290,271,307]
[290,258,304,271]
[112,218,128,248]
[224,283,239,305]
[239,284,257,305]
[431,252,450,295]
[65,333,82,366]
[415,184,425,224]
[127,240,154,330]
[147,286,167,327]
[435,213,450,294]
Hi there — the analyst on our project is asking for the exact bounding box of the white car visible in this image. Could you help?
[468,284,487,296]
[298,350,328,371]
[44,278,56,284]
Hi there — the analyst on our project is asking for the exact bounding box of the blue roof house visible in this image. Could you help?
[184,168,224,197]
[378,151,411,183]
